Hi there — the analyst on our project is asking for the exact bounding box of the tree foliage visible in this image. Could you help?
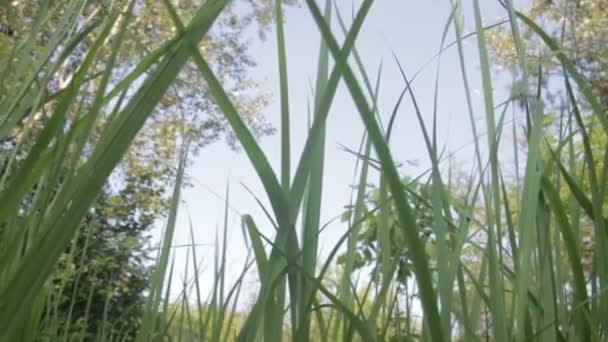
[339,178,440,284]
[488,0,608,97]
[46,189,157,340]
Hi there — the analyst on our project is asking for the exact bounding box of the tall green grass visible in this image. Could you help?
[1,0,606,341]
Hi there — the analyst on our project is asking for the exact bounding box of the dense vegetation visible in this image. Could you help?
[0,0,606,341]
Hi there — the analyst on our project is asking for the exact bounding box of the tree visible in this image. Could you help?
[45,187,158,340]
[338,176,465,339]
[487,0,607,275]
[487,0,608,105]
[1,0,276,188]
[339,178,438,285]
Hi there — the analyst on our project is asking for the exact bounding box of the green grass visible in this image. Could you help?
[1,0,607,341]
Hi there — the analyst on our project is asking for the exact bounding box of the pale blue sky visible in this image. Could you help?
[165,0,524,300]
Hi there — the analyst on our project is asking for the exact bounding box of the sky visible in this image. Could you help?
[162,0,525,302]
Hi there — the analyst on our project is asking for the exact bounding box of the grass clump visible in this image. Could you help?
[1,0,607,341]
